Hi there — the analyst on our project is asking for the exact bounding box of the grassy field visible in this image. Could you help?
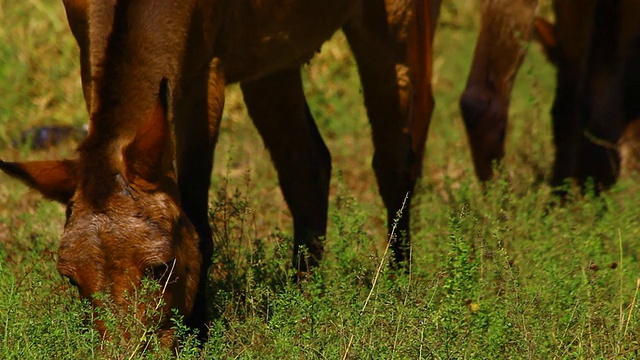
[1,1,640,358]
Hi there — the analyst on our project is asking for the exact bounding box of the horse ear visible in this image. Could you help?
[0,159,77,203]
[533,17,558,64]
[124,78,171,184]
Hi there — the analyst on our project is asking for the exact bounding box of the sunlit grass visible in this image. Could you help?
[1,0,639,358]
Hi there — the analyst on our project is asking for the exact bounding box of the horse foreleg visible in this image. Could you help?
[240,67,331,276]
[174,61,224,340]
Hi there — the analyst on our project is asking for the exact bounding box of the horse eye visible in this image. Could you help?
[66,276,79,287]
[149,264,165,279]
[146,258,176,283]
[147,264,169,282]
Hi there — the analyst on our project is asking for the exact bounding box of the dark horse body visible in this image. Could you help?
[535,0,640,191]
[463,0,640,191]
[1,0,441,343]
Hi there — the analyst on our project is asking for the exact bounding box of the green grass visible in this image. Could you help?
[2,0,640,358]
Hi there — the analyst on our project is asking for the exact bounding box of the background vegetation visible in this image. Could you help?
[1,0,639,358]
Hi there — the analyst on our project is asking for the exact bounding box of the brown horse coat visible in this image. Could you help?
[1,0,440,342]
[460,0,538,181]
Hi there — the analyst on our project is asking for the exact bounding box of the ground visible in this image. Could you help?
[1,1,639,358]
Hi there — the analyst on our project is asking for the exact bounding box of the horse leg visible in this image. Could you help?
[240,67,331,275]
[343,0,438,265]
[174,61,224,339]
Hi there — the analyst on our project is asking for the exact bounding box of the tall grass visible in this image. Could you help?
[1,0,639,358]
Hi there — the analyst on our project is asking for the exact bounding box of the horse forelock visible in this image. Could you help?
[79,0,180,209]
[75,135,123,210]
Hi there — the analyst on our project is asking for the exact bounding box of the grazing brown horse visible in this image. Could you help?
[460,0,538,181]
[534,0,640,192]
[0,0,440,342]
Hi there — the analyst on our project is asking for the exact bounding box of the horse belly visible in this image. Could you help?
[219,0,360,82]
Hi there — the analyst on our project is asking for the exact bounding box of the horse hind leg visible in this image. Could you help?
[344,32,415,263]
[240,67,331,275]
[343,0,437,266]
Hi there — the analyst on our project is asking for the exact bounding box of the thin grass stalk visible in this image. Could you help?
[623,278,640,337]
[342,192,410,360]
